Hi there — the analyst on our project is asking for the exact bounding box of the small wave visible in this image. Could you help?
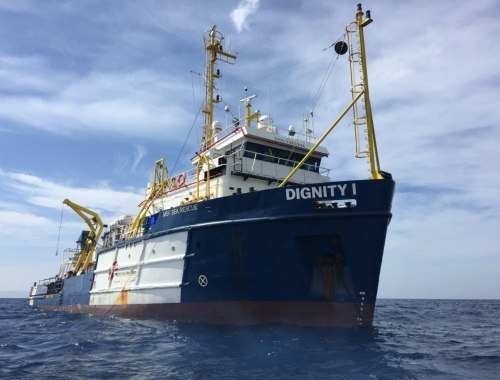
[0,343,25,351]
[456,354,500,364]
[398,352,428,360]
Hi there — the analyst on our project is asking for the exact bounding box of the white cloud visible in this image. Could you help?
[0,55,70,93]
[0,210,55,235]
[0,167,145,284]
[0,61,195,141]
[1,168,143,218]
[0,166,146,292]
[230,0,260,33]
[132,145,147,172]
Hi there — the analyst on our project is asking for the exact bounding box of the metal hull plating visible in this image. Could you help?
[30,179,394,327]
[39,302,375,328]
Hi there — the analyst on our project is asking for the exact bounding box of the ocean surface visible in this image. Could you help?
[1,299,499,379]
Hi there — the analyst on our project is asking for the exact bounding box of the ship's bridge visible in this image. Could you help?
[144,116,331,215]
[192,117,330,184]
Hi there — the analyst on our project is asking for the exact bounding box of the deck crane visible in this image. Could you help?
[62,199,104,274]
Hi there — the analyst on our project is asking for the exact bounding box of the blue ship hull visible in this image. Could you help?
[31,179,394,326]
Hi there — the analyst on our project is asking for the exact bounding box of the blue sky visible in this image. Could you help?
[0,0,499,299]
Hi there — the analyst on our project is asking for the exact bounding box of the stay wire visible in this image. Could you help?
[214,87,239,122]
[228,33,346,90]
[55,204,64,256]
[190,72,198,116]
[173,33,346,176]
[212,35,348,137]
[171,102,204,174]
[309,33,346,114]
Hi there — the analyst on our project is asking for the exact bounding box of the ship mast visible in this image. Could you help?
[347,4,383,179]
[279,4,385,187]
[202,26,237,149]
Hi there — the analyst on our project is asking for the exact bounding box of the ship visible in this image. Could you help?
[28,5,394,327]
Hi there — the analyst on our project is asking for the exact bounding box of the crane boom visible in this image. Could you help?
[62,199,104,273]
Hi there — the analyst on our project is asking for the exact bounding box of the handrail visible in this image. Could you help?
[228,147,330,176]
[198,120,317,153]
[182,154,213,204]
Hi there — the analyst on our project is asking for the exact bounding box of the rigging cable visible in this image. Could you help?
[174,33,347,176]
[309,33,347,114]
[55,203,65,256]
[271,34,346,187]
[190,71,198,117]
[231,46,330,88]
[171,101,204,174]
[191,70,205,142]
[214,87,239,123]
[227,33,346,90]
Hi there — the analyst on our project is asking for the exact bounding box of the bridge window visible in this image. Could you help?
[243,142,321,172]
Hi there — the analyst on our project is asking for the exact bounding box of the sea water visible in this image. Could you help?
[1,299,499,379]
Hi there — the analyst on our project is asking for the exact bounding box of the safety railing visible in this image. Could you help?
[228,147,330,183]
[199,119,315,152]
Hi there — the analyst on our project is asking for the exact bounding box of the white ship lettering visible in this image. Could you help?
[273,136,306,148]
[163,204,198,217]
[285,183,357,200]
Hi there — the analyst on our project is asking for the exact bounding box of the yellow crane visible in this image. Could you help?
[128,158,170,240]
[62,199,104,274]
